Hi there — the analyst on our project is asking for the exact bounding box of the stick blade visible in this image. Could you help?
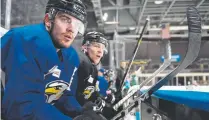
[186,6,202,64]
[187,6,202,34]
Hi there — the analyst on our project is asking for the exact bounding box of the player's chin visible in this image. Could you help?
[61,41,73,48]
[94,59,101,64]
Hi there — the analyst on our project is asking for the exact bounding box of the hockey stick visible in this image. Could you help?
[140,6,202,101]
[113,40,172,111]
[111,6,202,120]
[118,18,149,92]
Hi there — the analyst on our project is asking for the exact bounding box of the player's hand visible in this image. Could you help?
[82,100,105,113]
[94,97,106,112]
[74,108,107,120]
[105,93,115,104]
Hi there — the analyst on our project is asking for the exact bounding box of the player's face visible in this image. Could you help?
[87,42,105,64]
[51,12,82,48]
[120,62,126,69]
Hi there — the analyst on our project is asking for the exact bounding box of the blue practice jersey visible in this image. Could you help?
[1,23,81,120]
[98,76,108,96]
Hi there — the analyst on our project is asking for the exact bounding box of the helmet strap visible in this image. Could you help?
[81,45,88,54]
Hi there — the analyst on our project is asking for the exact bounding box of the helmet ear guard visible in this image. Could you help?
[47,8,58,20]
[81,43,88,53]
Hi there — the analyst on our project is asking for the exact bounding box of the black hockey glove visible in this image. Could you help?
[104,93,116,104]
[94,93,116,111]
[73,111,107,120]
[102,91,124,119]
[77,101,107,120]
[94,97,106,112]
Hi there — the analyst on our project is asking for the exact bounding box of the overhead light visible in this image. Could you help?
[154,0,164,4]
[129,27,136,30]
[104,21,119,24]
[103,13,108,21]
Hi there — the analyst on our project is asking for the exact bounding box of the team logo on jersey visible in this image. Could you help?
[87,75,94,83]
[45,80,69,103]
[44,65,61,79]
[83,86,95,99]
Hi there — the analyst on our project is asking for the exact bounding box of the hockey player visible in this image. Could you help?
[76,31,117,109]
[1,0,87,120]
[76,31,110,106]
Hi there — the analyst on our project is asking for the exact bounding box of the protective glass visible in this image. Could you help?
[89,42,108,54]
[56,11,85,36]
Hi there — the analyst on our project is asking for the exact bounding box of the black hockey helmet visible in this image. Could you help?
[82,31,108,54]
[45,0,87,35]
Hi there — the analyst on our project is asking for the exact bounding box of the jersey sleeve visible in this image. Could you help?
[1,30,73,120]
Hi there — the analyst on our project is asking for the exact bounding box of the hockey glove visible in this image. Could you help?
[94,97,106,112]
[75,102,107,120]
[104,93,116,104]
